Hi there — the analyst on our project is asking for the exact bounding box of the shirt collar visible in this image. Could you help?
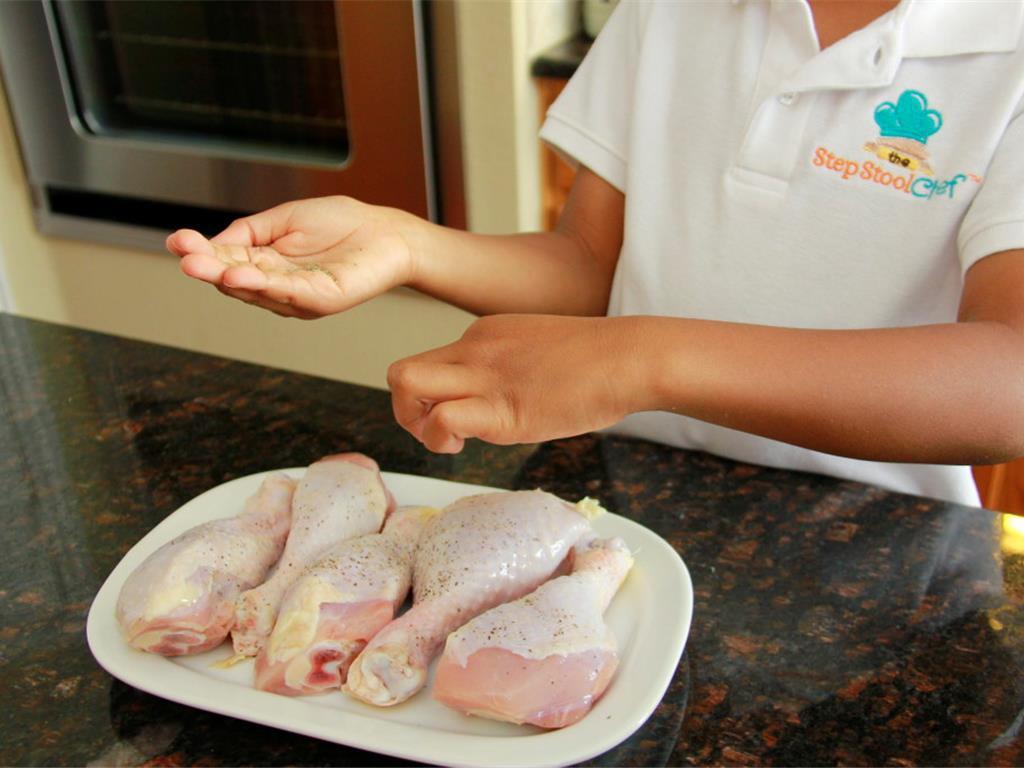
[739,0,1024,57]
[766,0,1023,94]
[901,0,1024,58]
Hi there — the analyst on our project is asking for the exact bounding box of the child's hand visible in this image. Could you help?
[166,196,419,318]
[387,315,648,453]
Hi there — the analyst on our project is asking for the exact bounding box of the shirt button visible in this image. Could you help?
[778,92,797,106]
[873,46,884,66]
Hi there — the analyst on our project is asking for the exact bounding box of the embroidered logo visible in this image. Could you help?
[863,90,942,175]
[811,88,982,200]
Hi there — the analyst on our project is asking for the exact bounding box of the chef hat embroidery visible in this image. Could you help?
[874,90,943,145]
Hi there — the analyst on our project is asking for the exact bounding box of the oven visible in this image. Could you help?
[0,0,464,251]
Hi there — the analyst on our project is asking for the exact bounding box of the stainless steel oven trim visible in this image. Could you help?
[412,0,437,223]
[40,1,92,150]
[426,0,466,231]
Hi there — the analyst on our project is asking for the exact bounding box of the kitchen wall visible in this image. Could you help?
[0,242,12,312]
[0,0,579,389]
[458,0,579,234]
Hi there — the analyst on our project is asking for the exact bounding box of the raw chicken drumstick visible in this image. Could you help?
[116,473,295,656]
[231,453,393,656]
[254,505,438,695]
[433,536,634,728]
[345,490,596,707]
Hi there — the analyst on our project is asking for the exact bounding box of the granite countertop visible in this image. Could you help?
[3,313,1024,767]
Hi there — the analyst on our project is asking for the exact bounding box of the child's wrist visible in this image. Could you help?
[384,206,435,290]
[604,316,675,418]
[395,210,459,296]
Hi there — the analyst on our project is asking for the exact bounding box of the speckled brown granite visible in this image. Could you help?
[2,313,1022,767]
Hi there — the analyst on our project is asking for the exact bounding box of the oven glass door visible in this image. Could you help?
[52,0,349,165]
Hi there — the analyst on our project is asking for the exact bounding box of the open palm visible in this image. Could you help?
[167,196,416,319]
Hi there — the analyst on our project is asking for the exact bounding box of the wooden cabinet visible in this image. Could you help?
[974,462,1024,513]
[536,76,576,230]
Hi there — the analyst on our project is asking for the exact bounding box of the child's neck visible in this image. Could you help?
[808,0,901,51]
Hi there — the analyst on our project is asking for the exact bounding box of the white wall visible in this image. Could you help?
[0,242,11,312]
[0,1,578,387]
[456,0,579,234]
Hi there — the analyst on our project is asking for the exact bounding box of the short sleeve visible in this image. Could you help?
[537,1,650,193]
[958,104,1024,273]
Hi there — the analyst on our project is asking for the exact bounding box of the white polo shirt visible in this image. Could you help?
[540,0,1024,505]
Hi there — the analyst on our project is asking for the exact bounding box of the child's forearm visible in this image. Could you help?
[396,167,623,318]
[634,315,1024,465]
[386,311,1021,463]
[388,250,1024,463]
[403,222,615,317]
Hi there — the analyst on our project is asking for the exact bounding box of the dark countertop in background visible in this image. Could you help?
[3,312,1024,767]
[531,35,591,79]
